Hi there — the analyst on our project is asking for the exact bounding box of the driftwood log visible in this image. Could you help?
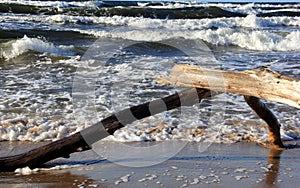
[1,66,298,171]
[157,65,300,109]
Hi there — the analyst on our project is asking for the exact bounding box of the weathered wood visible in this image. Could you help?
[0,88,211,172]
[158,64,300,109]
[244,96,284,148]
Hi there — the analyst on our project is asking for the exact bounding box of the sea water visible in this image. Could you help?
[0,1,299,145]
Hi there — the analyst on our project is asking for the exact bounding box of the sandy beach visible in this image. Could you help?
[1,141,300,188]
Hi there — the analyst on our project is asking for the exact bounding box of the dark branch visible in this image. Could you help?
[244,96,284,148]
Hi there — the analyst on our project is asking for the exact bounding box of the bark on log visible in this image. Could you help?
[0,88,211,172]
[157,64,300,109]
[244,96,284,148]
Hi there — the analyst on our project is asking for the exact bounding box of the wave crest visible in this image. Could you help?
[77,28,300,52]
[1,35,73,60]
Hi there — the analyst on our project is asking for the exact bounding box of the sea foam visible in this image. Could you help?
[44,14,300,28]
[2,11,300,29]
[1,35,74,60]
[2,14,300,52]
[77,28,300,52]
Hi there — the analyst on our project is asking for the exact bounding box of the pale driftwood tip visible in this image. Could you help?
[156,77,172,85]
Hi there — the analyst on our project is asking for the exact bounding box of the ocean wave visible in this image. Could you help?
[0,0,103,8]
[2,13,299,32]
[1,1,299,18]
[0,35,74,60]
[46,14,300,28]
[2,0,300,10]
[0,4,244,19]
[222,3,300,15]
[77,28,300,52]
[197,29,300,51]
[0,13,298,54]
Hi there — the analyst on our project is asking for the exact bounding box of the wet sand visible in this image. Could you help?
[1,141,300,188]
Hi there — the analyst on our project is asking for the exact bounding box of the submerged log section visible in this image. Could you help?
[1,65,299,171]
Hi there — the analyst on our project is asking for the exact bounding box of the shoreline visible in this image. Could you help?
[1,141,300,187]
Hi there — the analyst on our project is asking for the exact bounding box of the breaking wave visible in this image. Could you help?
[77,28,300,52]
[1,1,300,18]
[1,35,74,60]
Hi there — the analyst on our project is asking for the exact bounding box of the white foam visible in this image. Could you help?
[1,1,299,16]
[145,2,300,15]
[76,28,300,52]
[14,166,38,175]
[136,2,300,15]
[1,35,74,60]
[21,13,298,52]
[197,29,300,51]
[214,3,300,15]
[1,3,300,30]
[2,13,300,31]
[43,14,300,28]
[14,164,82,175]
[223,3,258,15]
